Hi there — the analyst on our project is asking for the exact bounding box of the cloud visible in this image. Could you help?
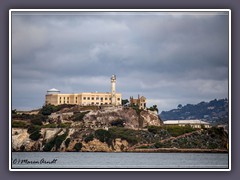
[11,11,229,111]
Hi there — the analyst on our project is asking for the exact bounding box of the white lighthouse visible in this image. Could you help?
[111,74,116,106]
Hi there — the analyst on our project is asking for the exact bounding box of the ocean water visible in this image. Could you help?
[11,152,229,169]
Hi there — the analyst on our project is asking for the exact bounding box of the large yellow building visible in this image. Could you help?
[45,75,122,106]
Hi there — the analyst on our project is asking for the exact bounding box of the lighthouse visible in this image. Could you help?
[111,74,116,106]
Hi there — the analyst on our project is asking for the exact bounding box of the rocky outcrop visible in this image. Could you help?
[83,107,162,129]
[81,139,112,152]
[140,110,162,127]
[12,128,130,152]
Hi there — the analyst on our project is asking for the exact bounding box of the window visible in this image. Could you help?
[117,98,120,101]
[60,97,61,99]
[96,97,99,100]
[67,101,69,103]
[109,98,111,100]
[105,98,108,100]
[96,102,99,105]
[83,97,86,100]
[88,97,90,100]
[60,101,61,103]
[92,97,94,100]
[101,97,103,101]
[67,97,69,100]
[64,97,65,100]
[76,101,77,103]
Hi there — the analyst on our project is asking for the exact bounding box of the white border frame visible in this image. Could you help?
[9,9,231,171]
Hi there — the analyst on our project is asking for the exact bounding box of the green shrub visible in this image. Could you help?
[72,111,90,121]
[154,142,163,148]
[164,125,195,137]
[29,130,41,141]
[65,138,71,148]
[109,127,139,145]
[12,121,27,128]
[43,123,57,128]
[84,134,94,143]
[74,142,82,152]
[95,129,112,145]
[59,122,72,128]
[30,118,43,126]
[148,126,162,134]
[43,140,55,152]
[43,130,69,151]
[27,125,41,134]
[55,132,68,150]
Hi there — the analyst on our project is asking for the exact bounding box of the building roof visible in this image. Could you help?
[163,120,210,125]
[47,88,60,92]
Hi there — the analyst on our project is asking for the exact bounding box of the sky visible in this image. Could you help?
[11,11,229,112]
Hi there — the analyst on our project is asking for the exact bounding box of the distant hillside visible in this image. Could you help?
[160,98,229,125]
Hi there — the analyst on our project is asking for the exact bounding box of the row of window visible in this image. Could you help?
[59,97,121,101]
[58,101,120,105]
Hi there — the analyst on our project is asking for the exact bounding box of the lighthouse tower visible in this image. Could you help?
[111,74,116,106]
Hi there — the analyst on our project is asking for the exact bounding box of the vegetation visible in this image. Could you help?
[122,99,129,106]
[164,125,195,137]
[148,105,159,113]
[72,111,90,121]
[12,121,28,128]
[29,130,41,141]
[84,134,94,143]
[74,142,82,152]
[109,127,139,145]
[43,130,69,151]
[160,98,228,124]
[147,126,162,134]
[65,138,71,148]
[95,129,112,146]
[27,125,42,141]
[110,119,125,127]
[55,131,68,150]
[39,104,75,116]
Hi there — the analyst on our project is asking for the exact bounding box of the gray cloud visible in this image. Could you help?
[11,11,229,111]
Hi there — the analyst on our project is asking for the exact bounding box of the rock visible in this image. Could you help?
[140,110,162,127]
[83,107,161,129]
[113,138,129,152]
[12,128,31,151]
[82,139,112,152]
[42,128,62,143]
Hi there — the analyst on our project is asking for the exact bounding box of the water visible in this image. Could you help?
[11,152,229,169]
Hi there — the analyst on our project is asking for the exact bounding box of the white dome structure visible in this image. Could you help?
[47,88,60,94]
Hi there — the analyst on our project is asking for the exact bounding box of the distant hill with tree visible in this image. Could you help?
[160,98,229,125]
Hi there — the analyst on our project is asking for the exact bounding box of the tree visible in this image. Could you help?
[39,104,55,115]
[74,143,82,152]
[148,105,159,113]
[177,104,183,109]
[122,99,129,106]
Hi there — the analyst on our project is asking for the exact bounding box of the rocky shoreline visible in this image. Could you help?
[129,148,228,153]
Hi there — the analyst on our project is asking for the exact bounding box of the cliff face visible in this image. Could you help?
[12,107,162,152]
[82,107,161,129]
[12,128,129,152]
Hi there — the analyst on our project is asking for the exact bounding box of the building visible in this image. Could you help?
[45,75,122,106]
[130,95,147,109]
[163,120,211,129]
